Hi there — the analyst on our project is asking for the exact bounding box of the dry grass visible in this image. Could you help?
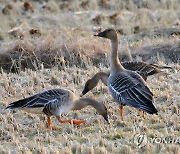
[0,0,179,153]
[0,65,179,153]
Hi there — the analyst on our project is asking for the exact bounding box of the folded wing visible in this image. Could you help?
[108,72,158,114]
[6,89,67,110]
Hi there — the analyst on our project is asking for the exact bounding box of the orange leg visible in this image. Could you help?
[47,117,52,131]
[119,106,124,121]
[138,109,145,118]
[58,118,85,125]
[138,109,143,116]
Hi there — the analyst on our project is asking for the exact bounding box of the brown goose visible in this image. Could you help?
[81,61,171,96]
[94,28,158,121]
[6,88,108,130]
[82,72,109,96]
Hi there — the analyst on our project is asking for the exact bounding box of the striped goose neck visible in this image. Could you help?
[73,98,101,111]
[110,39,124,72]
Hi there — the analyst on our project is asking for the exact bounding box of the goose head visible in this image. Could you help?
[94,28,117,40]
[81,78,98,96]
[98,103,109,122]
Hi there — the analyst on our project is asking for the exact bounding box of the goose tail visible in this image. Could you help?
[150,64,173,70]
[155,70,171,77]
[6,98,29,110]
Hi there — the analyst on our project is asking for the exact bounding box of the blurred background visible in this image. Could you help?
[0,0,179,72]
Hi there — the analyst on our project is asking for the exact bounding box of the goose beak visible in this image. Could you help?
[94,31,105,37]
[80,94,83,97]
[103,114,109,122]
[81,88,88,96]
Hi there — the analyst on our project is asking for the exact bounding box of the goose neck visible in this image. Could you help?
[73,98,100,111]
[110,39,124,72]
[96,72,109,86]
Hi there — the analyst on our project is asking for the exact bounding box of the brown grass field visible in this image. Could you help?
[0,0,179,153]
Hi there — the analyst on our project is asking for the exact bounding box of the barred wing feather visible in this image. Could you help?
[6,89,67,110]
[122,61,161,76]
[108,73,158,114]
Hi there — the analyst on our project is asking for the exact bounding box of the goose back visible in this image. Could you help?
[122,61,161,75]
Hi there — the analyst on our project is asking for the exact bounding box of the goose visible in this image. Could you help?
[82,71,109,96]
[6,88,108,131]
[94,28,158,121]
[81,61,171,96]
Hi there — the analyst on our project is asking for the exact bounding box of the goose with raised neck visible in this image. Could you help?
[109,31,124,73]
[6,88,108,130]
[94,28,158,120]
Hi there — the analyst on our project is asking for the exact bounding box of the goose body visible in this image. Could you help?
[6,89,74,116]
[94,28,158,120]
[108,70,157,114]
[6,88,108,130]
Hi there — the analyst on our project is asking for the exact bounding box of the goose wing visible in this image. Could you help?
[108,71,158,114]
[149,64,172,69]
[6,89,68,110]
[122,61,161,76]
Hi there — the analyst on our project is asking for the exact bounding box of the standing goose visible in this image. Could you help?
[94,28,158,120]
[81,61,171,96]
[6,88,108,131]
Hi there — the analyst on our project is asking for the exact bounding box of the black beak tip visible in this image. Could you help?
[81,92,85,96]
[94,31,105,38]
[94,31,105,37]
[103,114,109,123]
[94,34,101,37]
[81,88,88,96]
[80,94,83,97]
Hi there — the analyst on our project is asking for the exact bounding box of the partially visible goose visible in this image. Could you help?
[81,61,171,96]
[6,88,108,130]
[82,72,109,96]
[94,28,158,120]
